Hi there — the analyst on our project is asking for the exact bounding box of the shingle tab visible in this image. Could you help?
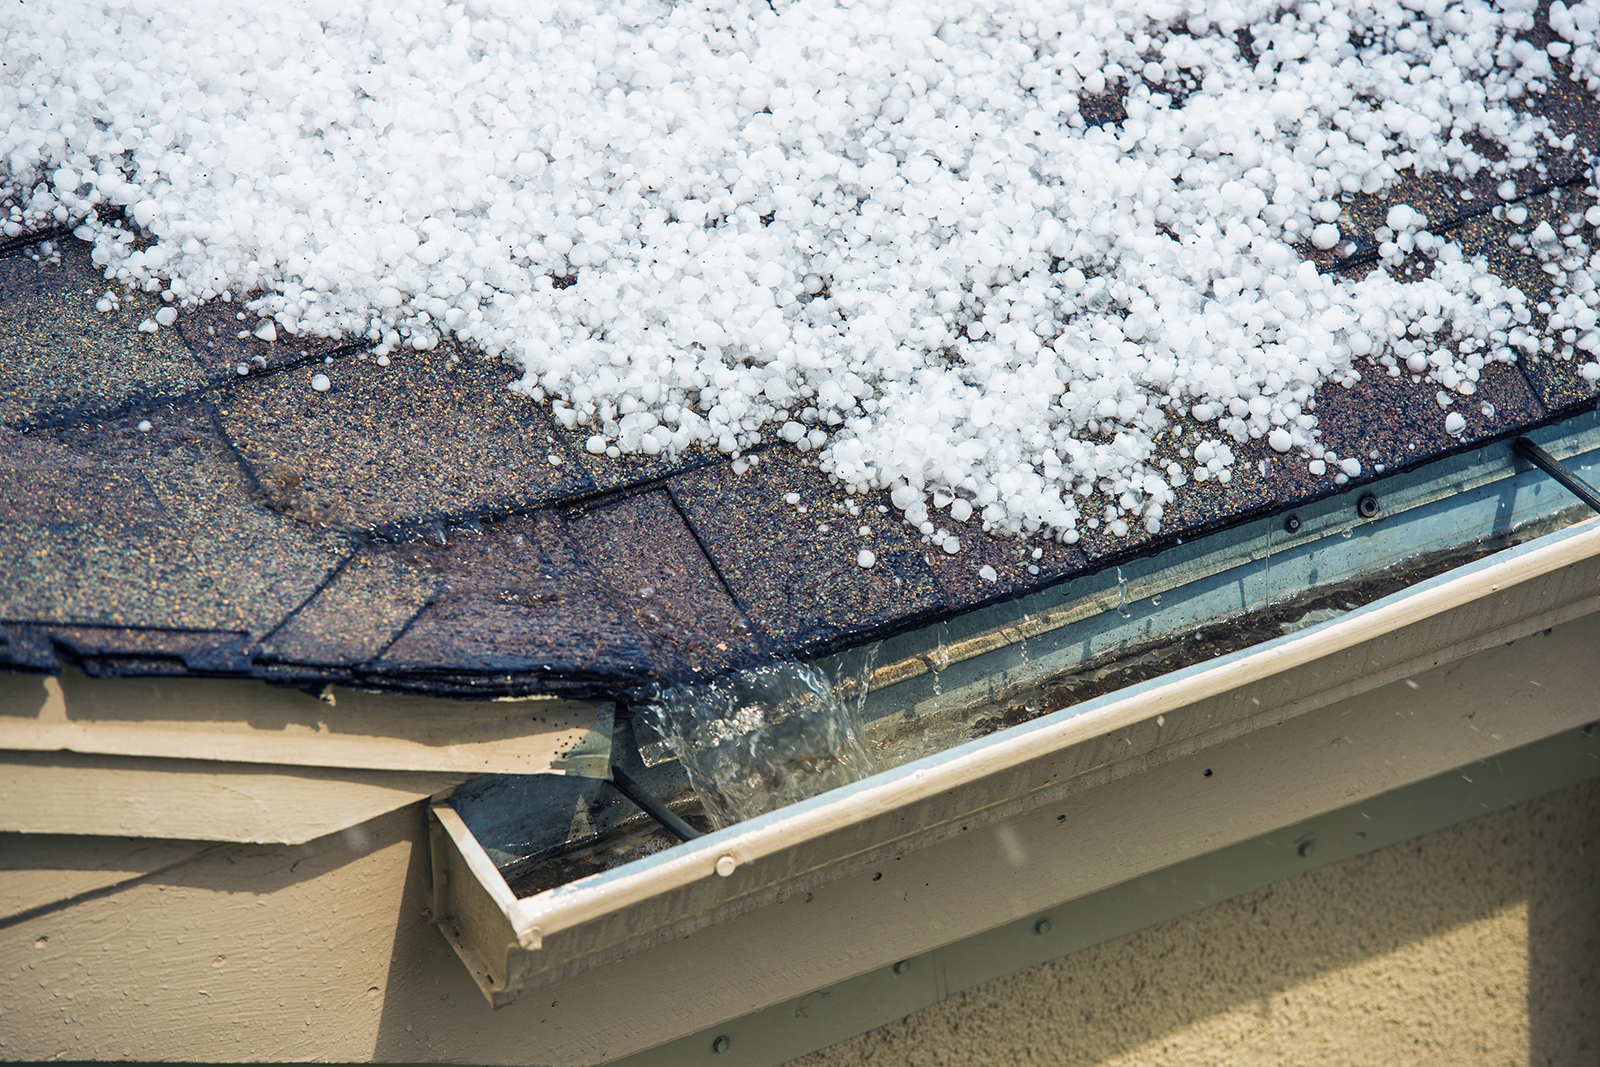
[174,299,338,383]
[0,402,349,638]
[1312,361,1547,479]
[214,343,595,533]
[556,426,727,494]
[0,242,206,428]
[258,548,437,667]
[1449,185,1600,416]
[47,625,254,675]
[920,523,1087,608]
[375,510,658,692]
[564,489,766,678]
[669,450,946,656]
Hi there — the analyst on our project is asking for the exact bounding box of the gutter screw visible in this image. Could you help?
[893,960,912,975]
[1283,514,1301,534]
[1297,837,1317,858]
[712,1035,731,1054]
[1034,917,1053,935]
[1357,494,1380,519]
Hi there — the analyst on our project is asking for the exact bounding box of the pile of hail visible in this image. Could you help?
[5,0,1600,548]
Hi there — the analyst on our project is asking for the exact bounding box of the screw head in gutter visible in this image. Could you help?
[1357,494,1380,518]
[712,1035,731,1054]
[1283,514,1301,534]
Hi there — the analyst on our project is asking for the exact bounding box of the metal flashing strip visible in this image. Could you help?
[428,505,1600,1024]
[615,722,1600,1067]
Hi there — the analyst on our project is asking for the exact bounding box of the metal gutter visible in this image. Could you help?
[432,597,1599,1064]
[431,495,1600,1023]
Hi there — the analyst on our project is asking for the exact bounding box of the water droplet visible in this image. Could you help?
[926,623,951,704]
[1015,600,1031,667]
[1262,523,1273,610]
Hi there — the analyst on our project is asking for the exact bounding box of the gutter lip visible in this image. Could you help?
[509,510,1600,932]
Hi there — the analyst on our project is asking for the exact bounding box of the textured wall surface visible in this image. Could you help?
[2,776,1594,1064]
[792,777,1600,1067]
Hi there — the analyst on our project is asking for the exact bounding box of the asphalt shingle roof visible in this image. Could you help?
[3,78,1597,701]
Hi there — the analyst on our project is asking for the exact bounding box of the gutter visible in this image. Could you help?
[429,418,1600,1061]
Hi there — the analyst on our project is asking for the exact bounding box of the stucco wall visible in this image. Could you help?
[791,777,1600,1067]
[2,776,1594,1064]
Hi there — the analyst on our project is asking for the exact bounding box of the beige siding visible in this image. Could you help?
[0,779,1594,1063]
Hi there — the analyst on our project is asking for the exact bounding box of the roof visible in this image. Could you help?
[3,94,1597,701]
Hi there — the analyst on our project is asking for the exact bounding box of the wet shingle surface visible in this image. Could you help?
[3,52,1598,700]
[1127,427,1279,558]
[174,299,339,384]
[669,450,947,656]
[374,510,658,694]
[920,521,1087,605]
[258,549,438,668]
[0,242,206,427]
[0,623,59,671]
[564,490,766,678]
[216,342,594,533]
[46,625,254,676]
[556,425,727,495]
[1311,361,1546,479]
[0,401,349,638]
[1451,183,1600,416]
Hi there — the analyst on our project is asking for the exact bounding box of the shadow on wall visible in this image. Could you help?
[790,779,1600,1067]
